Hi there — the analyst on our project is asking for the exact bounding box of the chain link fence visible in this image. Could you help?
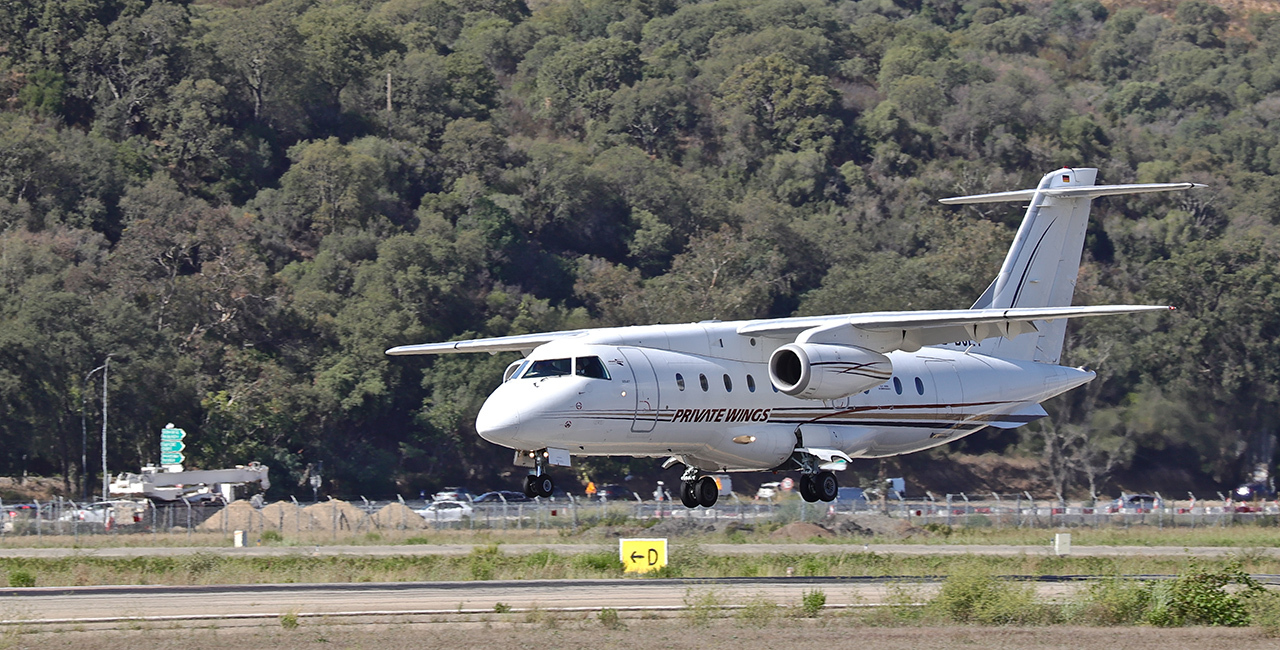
[4,491,1279,539]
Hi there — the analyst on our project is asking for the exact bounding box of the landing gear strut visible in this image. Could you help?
[522,451,554,498]
[678,467,719,508]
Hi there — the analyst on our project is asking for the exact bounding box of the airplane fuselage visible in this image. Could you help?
[475,321,1094,473]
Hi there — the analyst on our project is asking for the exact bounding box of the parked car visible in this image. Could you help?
[1110,494,1158,512]
[755,482,782,500]
[56,501,147,525]
[473,490,529,503]
[597,484,637,501]
[836,487,867,504]
[1235,482,1276,500]
[415,500,473,521]
[431,487,475,503]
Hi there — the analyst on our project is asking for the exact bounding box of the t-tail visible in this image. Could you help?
[940,168,1202,363]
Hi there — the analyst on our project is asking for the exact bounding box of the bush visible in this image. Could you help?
[8,570,35,588]
[1146,562,1263,627]
[598,607,624,629]
[800,589,826,616]
[1069,577,1151,625]
[1248,590,1280,637]
[279,612,299,629]
[261,530,283,543]
[931,569,1045,624]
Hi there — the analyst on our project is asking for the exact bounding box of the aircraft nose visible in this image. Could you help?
[476,399,521,444]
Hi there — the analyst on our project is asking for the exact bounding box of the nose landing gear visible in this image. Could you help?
[524,473,554,498]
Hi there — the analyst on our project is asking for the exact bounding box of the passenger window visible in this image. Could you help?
[676,373,686,391]
[523,358,571,378]
[574,356,610,380]
[699,374,709,392]
[914,377,924,395]
[747,375,756,392]
[893,377,902,395]
[723,374,732,392]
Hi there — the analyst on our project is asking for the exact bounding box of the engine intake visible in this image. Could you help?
[768,343,892,400]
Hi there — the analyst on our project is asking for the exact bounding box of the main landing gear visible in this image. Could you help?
[798,470,839,503]
[678,467,719,508]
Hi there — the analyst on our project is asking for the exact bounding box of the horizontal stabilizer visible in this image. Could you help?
[940,182,1205,205]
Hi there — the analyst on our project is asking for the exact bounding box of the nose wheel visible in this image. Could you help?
[525,473,554,498]
[799,471,838,503]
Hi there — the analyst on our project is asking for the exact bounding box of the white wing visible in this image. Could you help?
[737,305,1172,353]
[385,330,588,356]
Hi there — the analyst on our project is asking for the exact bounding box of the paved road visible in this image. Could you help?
[0,542,1274,558]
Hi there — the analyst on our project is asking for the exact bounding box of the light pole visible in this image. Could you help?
[82,358,110,502]
[101,355,110,501]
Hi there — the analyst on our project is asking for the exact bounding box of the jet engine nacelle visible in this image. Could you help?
[768,343,893,400]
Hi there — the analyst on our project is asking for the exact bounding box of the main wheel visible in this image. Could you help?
[696,475,719,508]
[534,474,554,498]
[798,474,819,502]
[816,471,838,502]
[680,481,699,508]
[524,475,538,498]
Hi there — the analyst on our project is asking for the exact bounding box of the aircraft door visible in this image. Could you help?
[619,347,660,433]
[925,361,965,433]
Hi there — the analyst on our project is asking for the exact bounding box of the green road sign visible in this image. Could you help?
[160,452,185,465]
[160,428,186,442]
[160,440,185,453]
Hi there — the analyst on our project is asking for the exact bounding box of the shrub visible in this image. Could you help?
[683,589,721,627]
[493,602,511,613]
[1146,562,1263,627]
[800,589,826,616]
[737,597,779,626]
[599,607,625,629]
[260,530,283,543]
[279,612,299,629]
[1248,590,1280,637]
[1069,577,1151,625]
[8,570,35,588]
[932,569,1044,624]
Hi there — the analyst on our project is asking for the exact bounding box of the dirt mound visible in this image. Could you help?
[372,502,428,530]
[769,522,833,540]
[302,499,370,531]
[197,500,267,532]
[645,517,720,536]
[841,514,923,539]
[0,477,66,501]
[261,501,307,531]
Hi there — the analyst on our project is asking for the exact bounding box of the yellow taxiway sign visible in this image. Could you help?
[619,538,667,573]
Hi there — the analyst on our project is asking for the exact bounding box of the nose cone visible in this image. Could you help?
[476,397,520,445]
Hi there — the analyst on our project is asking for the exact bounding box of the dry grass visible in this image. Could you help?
[5,619,1280,650]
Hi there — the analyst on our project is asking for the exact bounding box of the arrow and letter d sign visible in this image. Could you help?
[619,538,668,573]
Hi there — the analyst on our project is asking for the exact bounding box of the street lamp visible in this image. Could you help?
[82,355,111,501]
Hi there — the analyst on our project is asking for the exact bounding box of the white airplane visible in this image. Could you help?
[388,168,1203,508]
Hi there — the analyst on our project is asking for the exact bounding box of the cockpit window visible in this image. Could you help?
[522,358,572,378]
[575,356,611,380]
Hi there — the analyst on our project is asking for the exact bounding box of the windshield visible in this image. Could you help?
[522,358,571,378]
[575,356,610,380]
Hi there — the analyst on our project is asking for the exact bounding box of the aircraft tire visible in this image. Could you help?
[534,474,554,498]
[696,476,719,508]
[524,475,538,499]
[816,471,838,502]
[680,482,699,508]
[798,474,820,503]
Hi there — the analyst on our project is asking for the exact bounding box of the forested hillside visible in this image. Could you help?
[2,0,1279,500]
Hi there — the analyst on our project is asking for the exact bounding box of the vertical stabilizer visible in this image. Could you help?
[940,168,1201,363]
